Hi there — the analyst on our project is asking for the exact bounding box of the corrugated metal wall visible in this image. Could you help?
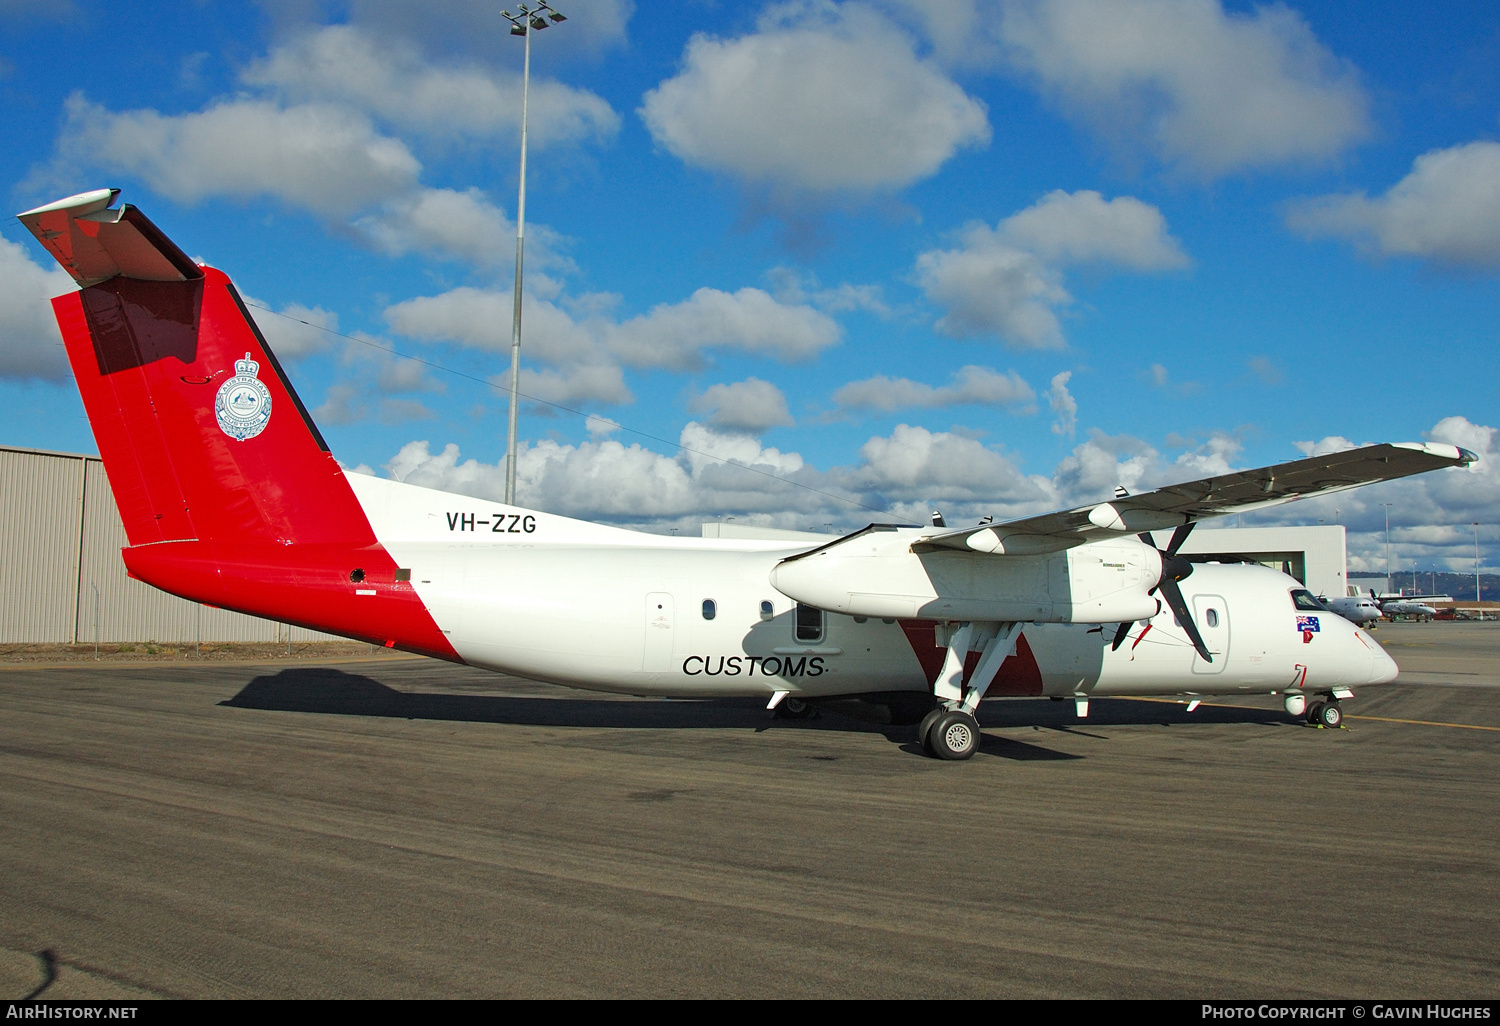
[0,448,84,642]
[4,445,336,644]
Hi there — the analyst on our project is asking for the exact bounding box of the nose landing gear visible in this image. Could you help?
[1305,700,1343,729]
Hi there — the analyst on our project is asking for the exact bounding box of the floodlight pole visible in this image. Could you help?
[1476,523,1483,603]
[500,2,565,505]
[1381,503,1393,595]
[504,18,531,504]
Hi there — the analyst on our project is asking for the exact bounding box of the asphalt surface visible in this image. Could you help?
[1,621,1496,999]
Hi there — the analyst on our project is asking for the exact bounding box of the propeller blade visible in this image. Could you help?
[1111,621,1132,651]
[1164,521,1196,557]
[1158,576,1211,662]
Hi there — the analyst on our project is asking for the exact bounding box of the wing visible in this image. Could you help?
[916,442,1477,555]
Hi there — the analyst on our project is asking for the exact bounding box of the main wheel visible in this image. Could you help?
[778,697,813,720]
[930,710,981,761]
[917,706,945,755]
[1317,701,1343,729]
[1305,701,1326,726]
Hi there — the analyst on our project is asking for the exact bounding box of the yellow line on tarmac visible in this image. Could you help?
[1124,696,1500,732]
[1346,714,1500,732]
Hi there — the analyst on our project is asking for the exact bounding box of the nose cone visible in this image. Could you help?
[1361,628,1399,684]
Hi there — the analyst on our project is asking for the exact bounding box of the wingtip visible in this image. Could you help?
[17,187,120,220]
[1393,441,1478,465]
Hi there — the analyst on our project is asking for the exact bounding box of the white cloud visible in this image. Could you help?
[833,365,1035,412]
[0,234,76,380]
[996,189,1190,270]
[1047,370,1077,436]
[53,94,421,218]
[915,189,1185,345]
[46,93,567,269]
[996,0,1371,178]
[1051,428,1240,506]
[585,415,622,438]
[1286,141,1500,268]
[386,425,819,523]
[355,187,513,266]
[515,363,633,407]
[839,424,1057,521]
[690,378,796,433]
[640,2,990,195]
[764,267,891,316]
[609,287,841,370]
[384,284,840,407]
[245,25,618,149]
[917,239,1068,346]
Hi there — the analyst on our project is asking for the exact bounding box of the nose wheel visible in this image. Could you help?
[1306,700,1343,728]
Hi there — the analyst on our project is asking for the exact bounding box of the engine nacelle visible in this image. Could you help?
[770,529,1161,624]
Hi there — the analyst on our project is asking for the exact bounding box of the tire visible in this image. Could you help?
[778,697,813,720]
[930,710,980,761]
[1318,702,1343,729]
[1305,701,1325,726]
[917,707,944,755]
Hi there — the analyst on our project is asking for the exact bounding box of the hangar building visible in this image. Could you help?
[1,444,334,645]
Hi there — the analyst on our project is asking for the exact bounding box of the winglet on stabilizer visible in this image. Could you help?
[18,188,201,286]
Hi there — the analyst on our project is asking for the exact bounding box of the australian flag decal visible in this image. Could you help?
[1297,615,1320,644]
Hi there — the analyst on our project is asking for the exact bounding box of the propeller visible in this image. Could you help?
[1111,522,1212,662]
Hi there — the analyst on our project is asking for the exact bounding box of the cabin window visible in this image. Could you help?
[394,568,411,582]
[795,603,824,643]
[349,568,365,583]
[702,599,717,621]
[1205,608,1219,628]
[1290,590,1325,611]
[759,600,774,621]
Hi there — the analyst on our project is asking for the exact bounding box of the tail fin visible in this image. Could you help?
[22,189,356,548]
[19,190,457,660]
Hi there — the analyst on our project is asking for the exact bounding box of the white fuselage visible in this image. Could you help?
[1322,594,1384,626]
[348,473,1397,703]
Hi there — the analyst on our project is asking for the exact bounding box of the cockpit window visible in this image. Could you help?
[1290,590,1326,611]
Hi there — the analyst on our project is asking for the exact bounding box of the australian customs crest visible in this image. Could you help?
[215,352,273,441]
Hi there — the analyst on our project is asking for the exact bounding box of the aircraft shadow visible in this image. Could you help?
[221,669,1296,761]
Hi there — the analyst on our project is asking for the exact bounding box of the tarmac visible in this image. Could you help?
[1,621,1496,998]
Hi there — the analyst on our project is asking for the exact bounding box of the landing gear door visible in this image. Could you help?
[643,593,675,672]
[1191,593,1229,675]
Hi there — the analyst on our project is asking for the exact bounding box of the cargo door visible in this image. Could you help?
[643,592,675,671]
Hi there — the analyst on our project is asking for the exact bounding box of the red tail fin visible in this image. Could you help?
[20,190,457,660]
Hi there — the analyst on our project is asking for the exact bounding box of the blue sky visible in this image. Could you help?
[1,0,1497,577]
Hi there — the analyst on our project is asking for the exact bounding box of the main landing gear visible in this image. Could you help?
[915,620,1024,761]
[917,707,981,760]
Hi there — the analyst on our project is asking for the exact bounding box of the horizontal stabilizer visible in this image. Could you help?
[18,188,201,286]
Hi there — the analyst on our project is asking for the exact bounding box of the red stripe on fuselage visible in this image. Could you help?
[897,620,1044,696]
